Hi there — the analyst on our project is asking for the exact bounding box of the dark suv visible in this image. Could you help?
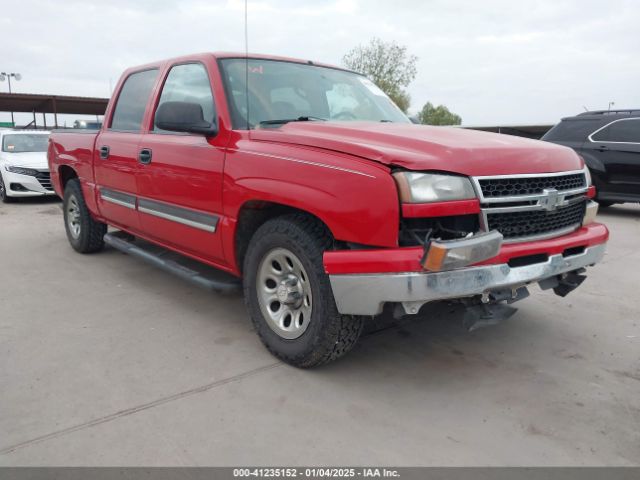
[542,110,640,207]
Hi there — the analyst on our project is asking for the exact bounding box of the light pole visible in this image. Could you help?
[0,72,21,126]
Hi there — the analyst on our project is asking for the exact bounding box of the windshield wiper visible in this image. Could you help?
[259,116,326,127]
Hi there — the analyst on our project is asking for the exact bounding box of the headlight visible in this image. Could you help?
[392,172,476,203]
[6,166,39,177]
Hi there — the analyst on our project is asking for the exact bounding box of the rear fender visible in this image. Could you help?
[49,133,101,217]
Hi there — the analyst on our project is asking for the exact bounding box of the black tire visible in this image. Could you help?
[63,179,107,253]
[597,200,614,208]
[243,214,364,368]
[0,173,15,203]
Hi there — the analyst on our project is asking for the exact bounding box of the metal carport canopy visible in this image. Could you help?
[0,92,109,115]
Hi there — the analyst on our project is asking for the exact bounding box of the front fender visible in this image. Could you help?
[223,143,400,248]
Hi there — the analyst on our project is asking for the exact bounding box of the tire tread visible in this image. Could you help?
[64,179,107,253]
[243,213,364,368]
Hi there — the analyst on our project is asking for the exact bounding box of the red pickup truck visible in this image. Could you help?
[48,52,608,367]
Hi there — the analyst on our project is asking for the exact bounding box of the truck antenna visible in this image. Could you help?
[244,0,250,131]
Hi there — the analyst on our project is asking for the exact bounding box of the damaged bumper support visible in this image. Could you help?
[328,243,606,316]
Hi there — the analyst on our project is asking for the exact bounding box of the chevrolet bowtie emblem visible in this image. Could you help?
[538,188,567,211]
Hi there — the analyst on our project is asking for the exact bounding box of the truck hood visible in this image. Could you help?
[250,122,582,176]
[0,151,49,170]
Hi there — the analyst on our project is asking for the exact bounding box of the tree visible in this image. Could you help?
[418,102,462,126]
[342,38,417,113]
[392,91,411,115]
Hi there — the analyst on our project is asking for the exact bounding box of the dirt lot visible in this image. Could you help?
[0,198,638,466]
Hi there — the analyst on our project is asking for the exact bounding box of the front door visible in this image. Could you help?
[94,68,159,232]
[136,62,226,263]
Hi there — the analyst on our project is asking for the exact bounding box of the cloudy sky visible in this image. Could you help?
[1,0,638,126]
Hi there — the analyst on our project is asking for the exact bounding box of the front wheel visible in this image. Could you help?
[243,214,364,368]
[63,179,107,253]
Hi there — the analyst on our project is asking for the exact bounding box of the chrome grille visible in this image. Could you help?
[473,170,589,243]
[486,201,586,240]
[478,173,586,198]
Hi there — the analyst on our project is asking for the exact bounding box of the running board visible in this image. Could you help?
[104,231,240,294]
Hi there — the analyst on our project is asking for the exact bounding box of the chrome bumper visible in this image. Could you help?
[329,243,606,316]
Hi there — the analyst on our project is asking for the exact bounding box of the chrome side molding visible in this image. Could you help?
[100,188,136,210]
[138,198,218,233]
[98,187,219,233]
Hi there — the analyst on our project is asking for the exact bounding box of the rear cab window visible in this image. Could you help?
[110,69,159,132]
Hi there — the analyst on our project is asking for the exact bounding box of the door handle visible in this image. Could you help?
[138,148,152,165]
[99,145,110,159]
[596,145,609,152]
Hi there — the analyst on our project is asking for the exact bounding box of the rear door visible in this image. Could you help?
[135,62,226,263]
[94,68,159,232]
[585,118,640,198]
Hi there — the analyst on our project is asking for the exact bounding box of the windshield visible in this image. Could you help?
[219,58,410,129]
[2,134,49,153]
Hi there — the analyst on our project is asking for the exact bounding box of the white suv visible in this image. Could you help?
[0,130,55,203]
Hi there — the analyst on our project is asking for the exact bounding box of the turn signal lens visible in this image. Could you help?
[422,231,503,271]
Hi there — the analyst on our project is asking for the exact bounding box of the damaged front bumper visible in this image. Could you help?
[327,241,606,316]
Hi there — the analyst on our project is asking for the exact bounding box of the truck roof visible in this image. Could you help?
[122,52,355,76]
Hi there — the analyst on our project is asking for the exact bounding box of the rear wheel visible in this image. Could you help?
[63,179,107,253]
[0,173,15,203]
[597,200,614,208]
[243,214,364,368]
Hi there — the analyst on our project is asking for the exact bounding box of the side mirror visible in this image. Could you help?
[409,115,421,125]
[155,101,217,136]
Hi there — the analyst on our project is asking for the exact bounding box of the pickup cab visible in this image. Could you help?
[48,52,609,367]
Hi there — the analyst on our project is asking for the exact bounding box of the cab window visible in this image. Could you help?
[154,63,215,132]
[110,69,158,132]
